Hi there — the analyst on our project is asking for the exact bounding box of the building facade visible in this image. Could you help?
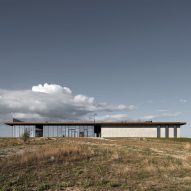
[0,121,186,138]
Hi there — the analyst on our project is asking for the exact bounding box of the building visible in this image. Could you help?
[0,121,186,138]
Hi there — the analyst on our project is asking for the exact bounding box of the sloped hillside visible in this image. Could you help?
[0,138,191,191]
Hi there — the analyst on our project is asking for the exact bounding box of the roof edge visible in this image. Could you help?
[4,121,187,126]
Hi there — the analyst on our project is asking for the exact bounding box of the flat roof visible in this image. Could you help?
[5,121,186,126]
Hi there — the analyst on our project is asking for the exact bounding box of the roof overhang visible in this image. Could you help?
[5,121,187,126]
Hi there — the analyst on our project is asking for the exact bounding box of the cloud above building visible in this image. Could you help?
[0,83,136,121]
[142,112,181,120]
[96,114,130,122]
[32,83,72,94]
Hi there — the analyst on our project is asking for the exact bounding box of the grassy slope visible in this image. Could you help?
[0,138,191,191]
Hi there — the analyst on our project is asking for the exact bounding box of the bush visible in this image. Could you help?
[21,130,30,143]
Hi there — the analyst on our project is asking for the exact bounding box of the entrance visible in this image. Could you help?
[68,129,76,137]
[84,129,88,137]
[94,125,101,137]
[35,125,43,137]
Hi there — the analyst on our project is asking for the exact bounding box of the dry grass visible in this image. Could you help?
[5,145,89,166]
[0,138,191,190]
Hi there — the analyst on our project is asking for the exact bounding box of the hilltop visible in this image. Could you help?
[0,138,191,190]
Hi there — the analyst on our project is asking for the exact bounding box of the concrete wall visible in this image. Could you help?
[101,126,157,137]
[160,126,180,138]
[169,128,174,138]
[177,128,180,138]
[101,125,181,138]
[161,128,165,138]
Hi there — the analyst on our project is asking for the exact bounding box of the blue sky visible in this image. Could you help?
[0,0,190,136]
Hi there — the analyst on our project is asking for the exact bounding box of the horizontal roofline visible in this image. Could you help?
[4,121,186,126]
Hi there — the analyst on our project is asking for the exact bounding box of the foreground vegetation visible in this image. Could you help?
[0,138,191,191]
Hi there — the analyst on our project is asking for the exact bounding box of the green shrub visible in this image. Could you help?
[21,130,30,143]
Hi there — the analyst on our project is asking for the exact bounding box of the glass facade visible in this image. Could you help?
[43,125,95,137]
[13,125,35,137]
[12,125,95,137]
[11,124,181,138]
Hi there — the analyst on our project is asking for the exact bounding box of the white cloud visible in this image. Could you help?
[179,99,187,103]
[0,83,135,121]
[74,94,95,104]
[13,113,41,119]
[32,83,72,94]
[96,114,130,122]
[142,112,181,120]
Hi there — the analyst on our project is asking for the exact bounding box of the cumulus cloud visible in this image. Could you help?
[32,83,72,94]
[0,83,135,121]
[142,112,181,120]
[74,95,95,104]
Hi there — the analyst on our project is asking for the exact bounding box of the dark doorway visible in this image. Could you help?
[94,125,101,137]
[79,132,84,137]
[35,125,43,137]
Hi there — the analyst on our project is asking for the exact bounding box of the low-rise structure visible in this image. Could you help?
[0,121,186,138]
